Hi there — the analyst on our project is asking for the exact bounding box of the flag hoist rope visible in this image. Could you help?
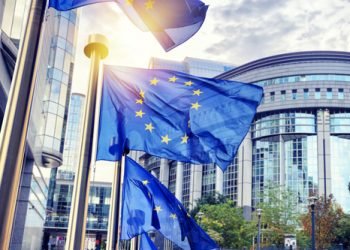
[0,0,47,248]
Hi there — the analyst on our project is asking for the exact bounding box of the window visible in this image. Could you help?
[281,90,286,101]
[270,92,275,102]
[292,89,297,100]
[303,89,309,99]
[315,88,321,99]
[327,88,332,99]
[338,89,344,100]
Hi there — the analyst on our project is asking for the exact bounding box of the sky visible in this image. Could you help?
[72,0,350,93]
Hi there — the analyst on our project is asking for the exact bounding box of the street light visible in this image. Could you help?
[197,211,204,226]
[308,196,318,250]
[257,208,262,250]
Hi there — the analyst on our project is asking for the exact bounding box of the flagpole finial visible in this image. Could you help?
[84,34,109,59]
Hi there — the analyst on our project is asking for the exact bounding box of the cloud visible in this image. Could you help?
[204,0,350,64]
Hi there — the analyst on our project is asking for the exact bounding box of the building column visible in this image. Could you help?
[159,159,169,187]
[175,162,184,201]
[317,109,331,198]
[280,134,285,187]
[10,159,35,250]
[189,164,202,210]
[237,132,253,220]
[215,166,223,195]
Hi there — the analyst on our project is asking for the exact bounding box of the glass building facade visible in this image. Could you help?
[0,1,80,249]
[218,51,350,214]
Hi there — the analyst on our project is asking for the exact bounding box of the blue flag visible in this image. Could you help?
[121,157,218,250]
[97,65,263,171]
[140,233,157,250]
[49,0,208,51]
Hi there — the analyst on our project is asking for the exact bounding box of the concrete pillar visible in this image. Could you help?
[175,162,184,201]
[159,159,169,187]
[317,109,331,198]
[215,166,223,195]
[10,159,34,250]
[237,132,253,219]
[280,135,285,187]
[189,164,202,210]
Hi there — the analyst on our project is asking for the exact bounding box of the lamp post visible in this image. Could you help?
[257,208,262,250]
[308,196,318,250]
[197,211,204,226]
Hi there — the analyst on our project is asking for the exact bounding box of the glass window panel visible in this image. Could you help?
[54,48,65,69]
[327,88,332,99]
[338,89,344,100]
[50,80,61,103]
[55,117,63,139]
[45,114,56,136]
[315,88,321,99]
[58,17,68,37]
[59,84,68,106]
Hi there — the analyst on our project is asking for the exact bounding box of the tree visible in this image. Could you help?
[333,213,350,248]
[254,186,301,247]
[300,195,344,249]
[190,192,227,217]
[197,200,255,249]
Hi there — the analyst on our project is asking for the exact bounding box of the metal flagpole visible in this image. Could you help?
[65,34,108,250]
[106,157,124,250]
[0,0,46,248]
[106,161,122,250]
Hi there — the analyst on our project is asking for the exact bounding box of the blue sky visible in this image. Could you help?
[72,0,350,93]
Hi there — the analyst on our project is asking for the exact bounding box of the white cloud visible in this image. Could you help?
[72,0,350,93]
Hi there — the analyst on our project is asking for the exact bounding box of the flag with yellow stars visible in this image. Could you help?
[121,157,218,249]
[49,0,208,51]
[97,65,263,171]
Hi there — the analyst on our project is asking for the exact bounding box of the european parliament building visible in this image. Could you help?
[147,52,350,219]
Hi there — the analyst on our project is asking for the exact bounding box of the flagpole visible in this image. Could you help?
[65,34,108,250]
[106,160,123,250]
[0,0,47,248]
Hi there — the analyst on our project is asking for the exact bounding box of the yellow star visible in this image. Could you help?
[135,110,145,118]
[145,123,155,133]
[139,90,145,99]
[184,81,193,86]
[125,0,133,4]
[145,0,155,9]
[136,99,143,104]
[161,135,171,144]
[154,206,162,213]
[142,180,149,185]
[170,213,177,219]
[150,77,159,86]
[193,89,203,96]
[168,76,177,83]
[191,102,201,110]
[181,134,189,144]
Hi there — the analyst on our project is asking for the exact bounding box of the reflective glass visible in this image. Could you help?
[330,136,350,212]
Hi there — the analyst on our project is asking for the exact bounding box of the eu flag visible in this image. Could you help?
[140,233,157,250]
[97,65,263,171]
[121,157,218,250]
[49,0,208,51]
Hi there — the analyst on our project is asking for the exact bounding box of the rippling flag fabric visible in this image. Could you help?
[49,0,208,51]
[121,157,218,250]
[140,233,157,250]
[97,65,263,171]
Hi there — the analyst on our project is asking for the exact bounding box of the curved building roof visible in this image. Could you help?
[218,51,350,80]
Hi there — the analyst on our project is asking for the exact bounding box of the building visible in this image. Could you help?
[44,93,112,249]
[143,52,350,221]
[0,1,79,249]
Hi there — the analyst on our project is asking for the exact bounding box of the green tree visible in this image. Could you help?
[300,195,344,249]
[254,186,301,247]
[197,200,255,249]
[333,213,350,248]
[190,192,227,217]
